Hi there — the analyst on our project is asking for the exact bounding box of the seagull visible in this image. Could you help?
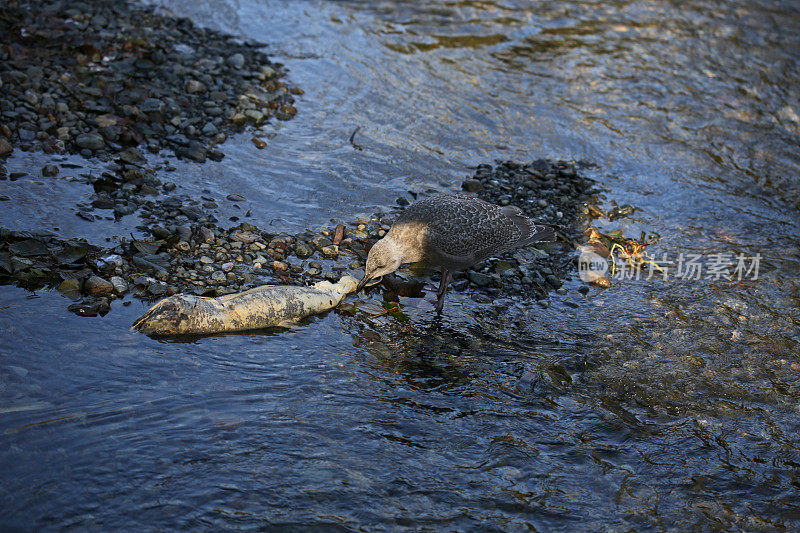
[356,192,555,313]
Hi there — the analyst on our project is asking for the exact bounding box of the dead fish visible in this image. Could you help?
[133,275,358,336]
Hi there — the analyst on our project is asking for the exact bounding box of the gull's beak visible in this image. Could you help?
[356,275,382,292]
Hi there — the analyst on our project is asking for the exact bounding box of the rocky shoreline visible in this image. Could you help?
[0,0,602,320]
[0,0,297,164]
[0,157,599,318]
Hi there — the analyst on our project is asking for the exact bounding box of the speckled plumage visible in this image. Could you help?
[393,192,554,271]
[358,192,555,313]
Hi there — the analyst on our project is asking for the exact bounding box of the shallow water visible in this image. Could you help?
[2,0,800,530]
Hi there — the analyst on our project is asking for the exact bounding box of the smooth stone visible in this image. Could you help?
[294,243,314,258]
[462,179,483,193]
[75,133,105,151]
[185,79,207,93]
[227,53,245,69]
[244,109,263,122]
[85,275,114,295]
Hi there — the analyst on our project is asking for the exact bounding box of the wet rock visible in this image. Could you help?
[85,275,114,295]
[41,164,59,177]
[114,203,136,217]
[110,276,129,294]
[229,232,259,244]
[176,226,192,242]
[251,137,267,149]
[68,298,111,317]
[9,256,34,272]
[199,227,216,243]
[119,147,146,164]
[546,275,562,289]
[75,133,105,151]
[150,226,171,240]
[185,79,207,94]
[9,239,49,257]
[176,141,206,162]
[295,243,314,259]
[0,139,13,156]
[244,110,263,122]
[148,281,168,295]
[181,205,203,221]
[92,195,116,209]
[310,236,332,250]
[462,179,483,193]
[57,278,82,299]
[227,53,246,69]
[469,271,492,287]
[321,245,339,258]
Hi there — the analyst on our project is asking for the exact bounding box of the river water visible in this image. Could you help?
[1,0,799,530]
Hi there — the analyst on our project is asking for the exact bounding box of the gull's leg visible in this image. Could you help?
[435,267,451,314]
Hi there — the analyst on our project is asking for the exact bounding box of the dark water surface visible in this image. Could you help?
[2,0,800,530]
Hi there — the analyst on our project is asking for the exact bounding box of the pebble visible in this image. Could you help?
[110,276,129,294]
[0,139,13,156]
[469,271,492,287]
[85,275,114,295]
[227,53,246,69]
[321,245,339,258]
[199,227,216,243]
[295,243,314,258]
[462,179,483,193]
[75,133,105,151]
[41,164,59,177]
[185,79,207,94]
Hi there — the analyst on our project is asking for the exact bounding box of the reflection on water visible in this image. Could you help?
[2,0,800,530]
